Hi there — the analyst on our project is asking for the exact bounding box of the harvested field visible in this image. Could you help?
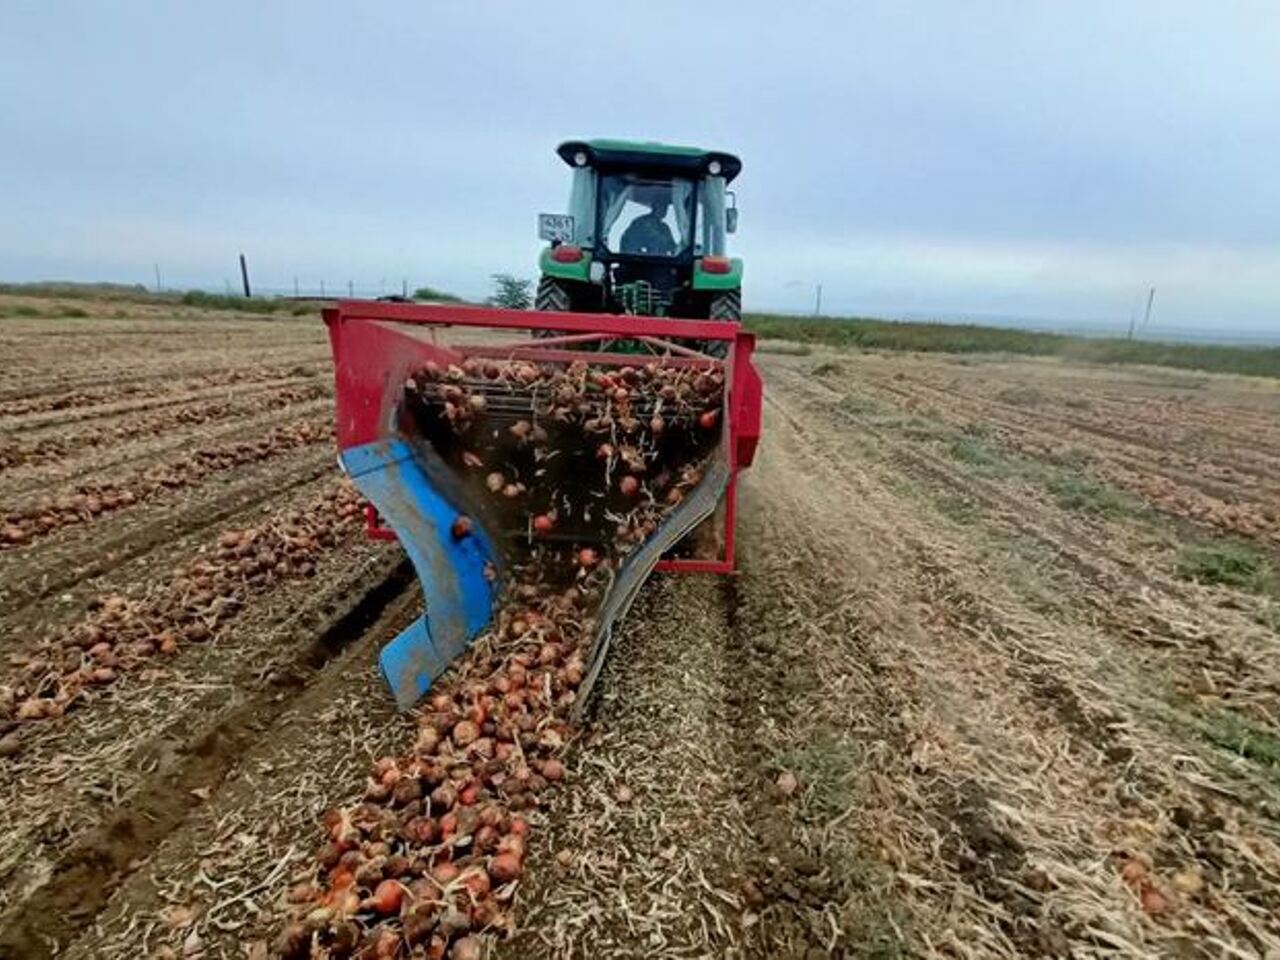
[2,296,1279,959]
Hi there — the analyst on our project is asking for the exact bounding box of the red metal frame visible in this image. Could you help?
[325,301,763,573]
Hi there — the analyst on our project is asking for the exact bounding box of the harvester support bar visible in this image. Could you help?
[330,300,738,341]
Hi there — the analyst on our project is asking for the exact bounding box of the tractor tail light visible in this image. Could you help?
[701,256,731,274]
[551,244,583,263]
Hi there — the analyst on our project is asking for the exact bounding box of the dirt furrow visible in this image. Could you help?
[0,356,326,418]
[0,553,410,960]
[0,373,325,442]
[1,418,332,548]
[0,450,333,629]
[753,373,1280,956]
[859,369,1280,544]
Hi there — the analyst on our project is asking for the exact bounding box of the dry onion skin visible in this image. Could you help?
[276,358,725,957]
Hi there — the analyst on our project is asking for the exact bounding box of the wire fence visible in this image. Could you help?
[212,279,417,300]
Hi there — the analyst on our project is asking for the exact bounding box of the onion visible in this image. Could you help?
[475,824,500,853]
[450,516,473,539]
[498,833,526,859]
[430,783,458,811]
[619,475,640,497]
[367,879,404,916]
[462,868,491,898]
[431,861,461,886]
[532,514,554,535]
[452,720,480,747]
[415,726,441,755]
[451,937,483,960]
[485,472,505,492]
[489,852,523,883]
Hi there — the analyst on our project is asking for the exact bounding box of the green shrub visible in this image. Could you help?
[1176,543,1271,590]
[412,285,465,303]
[744,314,1280,379]
[1046,474,1135,516]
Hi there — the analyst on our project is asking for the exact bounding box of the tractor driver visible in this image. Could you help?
[620,184,678,256]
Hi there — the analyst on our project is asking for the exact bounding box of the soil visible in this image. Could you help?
[2,298,1279,958]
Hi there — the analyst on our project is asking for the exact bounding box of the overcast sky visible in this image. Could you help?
[2,1,1277,333]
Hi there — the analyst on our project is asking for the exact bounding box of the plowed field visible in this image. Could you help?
[2,297,1278,959]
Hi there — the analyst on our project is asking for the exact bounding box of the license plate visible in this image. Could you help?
[538,213,575,243]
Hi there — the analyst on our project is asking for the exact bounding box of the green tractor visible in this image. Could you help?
[535,139,743,326]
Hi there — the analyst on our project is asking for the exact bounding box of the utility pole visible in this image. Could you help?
[1142,286,1156,332]
[320,279,326,298]
[814,283,823,316]
[293,276,299,297]
[239,253,251,297]
[402,278,408,298]
[154,263,162,293]
[348,280,354,298]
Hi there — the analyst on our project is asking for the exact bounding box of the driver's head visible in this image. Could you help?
[636,183,671,217]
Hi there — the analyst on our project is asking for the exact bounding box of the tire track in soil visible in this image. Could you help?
[62,582,418,960]
[755,390,1096,956]
[0,557,415,960]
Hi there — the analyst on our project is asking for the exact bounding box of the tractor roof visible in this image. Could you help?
[557,138,742,183]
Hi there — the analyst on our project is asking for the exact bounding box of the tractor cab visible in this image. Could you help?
[536,139,743,322]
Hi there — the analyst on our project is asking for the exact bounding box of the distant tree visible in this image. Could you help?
[412,285,465,303]
[489,274,533,310]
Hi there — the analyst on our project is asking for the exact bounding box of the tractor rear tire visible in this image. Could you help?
[709,289,741,323]
[535,277,573,313]
[704,289,741,357]
[533,277,574,340]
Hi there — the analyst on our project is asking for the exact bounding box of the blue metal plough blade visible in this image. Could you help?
[340,439,499,709]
